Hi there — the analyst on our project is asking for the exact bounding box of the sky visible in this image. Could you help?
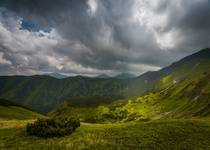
[0,0,210,76]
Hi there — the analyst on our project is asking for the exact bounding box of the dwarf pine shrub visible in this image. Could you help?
[26,116,80,138]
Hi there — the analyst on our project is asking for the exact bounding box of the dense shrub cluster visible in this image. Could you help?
[26,117,80,138]
[96,104,150,122]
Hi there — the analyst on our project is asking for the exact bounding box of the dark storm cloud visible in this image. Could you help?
[153,0,210,53]
[0,0,210,76]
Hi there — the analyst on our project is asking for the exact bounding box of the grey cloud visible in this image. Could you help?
[154,0,210,53]
[0,0,210,76]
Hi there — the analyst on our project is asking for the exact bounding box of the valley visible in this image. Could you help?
[0,48,210,149]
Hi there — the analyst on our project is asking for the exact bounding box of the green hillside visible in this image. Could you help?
[50,48,210,122]
[0,99,44,120]
[126,48,210,96]
[0,75,127,113]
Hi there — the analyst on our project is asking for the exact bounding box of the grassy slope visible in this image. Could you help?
[157,72,210,118]
[0,106,44,120]
[115,71,210,120]
[50,70,210,122]
[0,99,44,120]
[0,119,210,150]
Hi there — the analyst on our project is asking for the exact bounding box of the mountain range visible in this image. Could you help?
[114,73,137,79]
[43,72,68,79]
[0,48,210,113]
[96,73,137,79]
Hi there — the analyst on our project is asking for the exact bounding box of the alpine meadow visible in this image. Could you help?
[0,0,210,150]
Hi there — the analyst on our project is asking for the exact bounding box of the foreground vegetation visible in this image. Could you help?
[0,119,210,150]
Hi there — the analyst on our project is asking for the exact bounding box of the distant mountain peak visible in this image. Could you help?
[114,73,137,79]
[96,74,110,79]
[44,72,68,79]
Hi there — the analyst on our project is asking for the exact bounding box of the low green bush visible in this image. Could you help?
[26,116,80,138]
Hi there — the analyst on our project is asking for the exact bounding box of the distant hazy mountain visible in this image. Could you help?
[96,74,111,79]
[44,73,68,79]
[114,73,137,79]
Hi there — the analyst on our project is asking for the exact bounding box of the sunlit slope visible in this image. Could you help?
[0,99,44,120]
[126,48,210,96]
[108,71,210,120]
[51,49,210,122]
[119,48,210,119]
[107,71,210,121]
[51,52,210,121]
[155,73,210,118]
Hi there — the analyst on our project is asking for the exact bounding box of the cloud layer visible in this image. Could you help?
[0,0,210,76]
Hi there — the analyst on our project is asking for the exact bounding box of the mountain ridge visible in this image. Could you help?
[0,48,210,113]
[114,73,137,79]
[43,73,68,79]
